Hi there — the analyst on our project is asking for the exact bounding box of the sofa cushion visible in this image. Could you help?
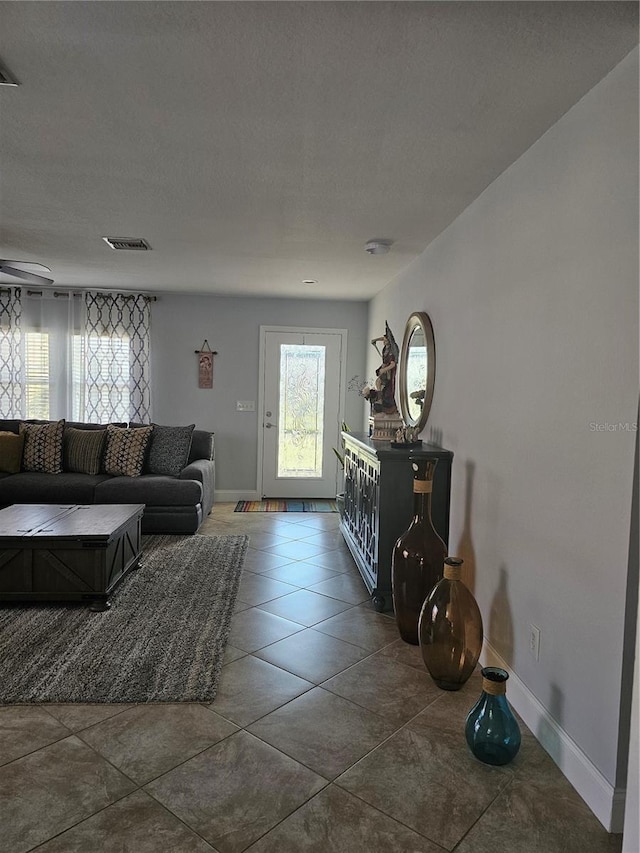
[103,424,153,477]
[0,472,111,504]
[189,430,214,463]
[146,424,195,476]
[64,427,107,475]
[0,431,25,474]
[94,474,202,506]
[19,419,65,474]
[0,420,22,434]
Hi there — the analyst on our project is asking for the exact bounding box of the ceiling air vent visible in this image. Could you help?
[102,237,151,251]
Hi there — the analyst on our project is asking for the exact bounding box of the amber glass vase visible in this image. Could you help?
[391,458,446,645]
[418,557,483,690]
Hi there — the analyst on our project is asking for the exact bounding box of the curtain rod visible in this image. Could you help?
[0,287,157,302]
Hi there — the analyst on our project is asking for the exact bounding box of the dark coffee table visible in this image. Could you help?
[0,504,144,611]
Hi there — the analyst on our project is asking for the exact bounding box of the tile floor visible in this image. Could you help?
[0,504,623,852]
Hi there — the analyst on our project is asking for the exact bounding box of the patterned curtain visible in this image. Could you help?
[0,287,24,418]
[82,292,151,423]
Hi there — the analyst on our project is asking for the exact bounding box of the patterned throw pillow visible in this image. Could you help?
[20,420,65,474]
[102,424,153,477]
[63,427,107,475]
[0,431,25,474]
[146,424,195,476]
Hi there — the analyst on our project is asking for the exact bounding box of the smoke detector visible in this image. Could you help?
[365,240,392,255]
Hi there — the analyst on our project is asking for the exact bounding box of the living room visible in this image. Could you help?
[1,3,638,852]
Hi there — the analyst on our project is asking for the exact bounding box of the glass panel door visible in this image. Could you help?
[261,329,345,499]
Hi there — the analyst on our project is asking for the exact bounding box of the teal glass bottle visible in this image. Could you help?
[465,667,521,766]
[418,557,483,690]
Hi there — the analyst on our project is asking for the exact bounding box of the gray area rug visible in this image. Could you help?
[0,533,248,703]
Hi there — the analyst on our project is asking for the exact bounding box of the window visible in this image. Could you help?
[0,329,51,420]
[277,343,326,478]
[0,290,151,423]
[72,334,131,423]
[25,332,50,420]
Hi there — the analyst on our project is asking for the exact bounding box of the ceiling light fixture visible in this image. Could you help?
[302,279,318,285]
[365,240,393,255]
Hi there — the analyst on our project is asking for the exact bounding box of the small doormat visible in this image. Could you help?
[234,500,337,512]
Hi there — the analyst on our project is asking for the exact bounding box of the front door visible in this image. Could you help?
[260,327,346,499]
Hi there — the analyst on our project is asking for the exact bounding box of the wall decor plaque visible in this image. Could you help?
[194,340,217,388]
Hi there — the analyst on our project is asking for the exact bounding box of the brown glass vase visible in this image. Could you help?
[418,557,483,690]
[391,457,446,644]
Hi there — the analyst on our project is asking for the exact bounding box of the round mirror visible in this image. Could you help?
[399,311,436,432]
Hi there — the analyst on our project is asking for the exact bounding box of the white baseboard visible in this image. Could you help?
[214,490,260,504]
[481,642,625,833]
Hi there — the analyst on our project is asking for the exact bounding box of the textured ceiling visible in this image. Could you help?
[0,1,637,300]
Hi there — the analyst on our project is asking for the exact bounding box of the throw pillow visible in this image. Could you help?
[102,424,153,477]
[63,427,107,475]
[0,431,25,474]
[20,420,65,474]
[146,424,195,477]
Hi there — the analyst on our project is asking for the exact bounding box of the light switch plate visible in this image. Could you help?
[236,400,255,411]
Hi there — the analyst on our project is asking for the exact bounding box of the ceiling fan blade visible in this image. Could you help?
[0,262,54,286]
[0,259,51,272]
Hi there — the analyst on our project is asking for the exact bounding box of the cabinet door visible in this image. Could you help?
[343,445,379,589]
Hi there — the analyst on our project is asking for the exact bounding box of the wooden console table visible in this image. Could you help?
[340,433,453,612]
[0,504,144,611]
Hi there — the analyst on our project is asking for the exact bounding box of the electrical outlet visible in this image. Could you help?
[529,624,541,661]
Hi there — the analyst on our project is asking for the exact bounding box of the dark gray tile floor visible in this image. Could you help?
[0,504,623,852]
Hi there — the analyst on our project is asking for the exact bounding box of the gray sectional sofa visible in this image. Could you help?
[0,419,215,534]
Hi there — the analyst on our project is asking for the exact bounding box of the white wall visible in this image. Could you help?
[622,421,638,851]
[369,49,638,828]
[151,294,368,494]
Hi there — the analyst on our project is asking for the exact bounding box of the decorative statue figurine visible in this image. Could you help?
[368,322,400,415]
[364,322,404,441]
[395,425,420,445]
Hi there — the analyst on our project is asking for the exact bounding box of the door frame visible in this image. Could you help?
[257,325,348,500]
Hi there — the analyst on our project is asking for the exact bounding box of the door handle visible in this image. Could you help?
[265,422,276,429]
